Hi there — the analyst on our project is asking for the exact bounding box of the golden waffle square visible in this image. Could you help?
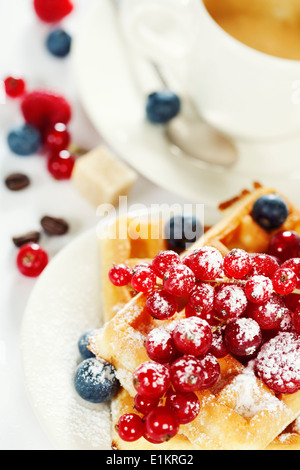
[91,185,300,450]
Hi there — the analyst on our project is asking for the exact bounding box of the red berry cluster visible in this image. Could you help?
[109,234,300,443]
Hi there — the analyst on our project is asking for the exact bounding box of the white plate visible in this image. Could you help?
[21,228,112,450]
[73,0,300,207]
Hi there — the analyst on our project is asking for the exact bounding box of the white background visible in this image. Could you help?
[0,0,189,450]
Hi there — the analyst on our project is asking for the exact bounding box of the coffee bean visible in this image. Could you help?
[12,231,41,248]
[41,216,69,236]
[5,173,30,191]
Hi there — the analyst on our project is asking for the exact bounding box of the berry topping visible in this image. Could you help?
[255,332,300,394]
[4,76,26,98]
[21,90,72,134]
[281,258,300,287]
[146,289,177,320]
[272,268,298,295]
[214,284,248,322]
[185,283,215,323]
[172,317,213,357]
[268,231,300,263]
[251,193,289,230]
[169,356,204,392]
[164,214,203,252]
[144,406,179,442]
[134,394,160,415]
[292,308,300,333]
[163,263,196,297]
[250,253,280,278]
[108,264,132,287]
[247,294,288,330]
[196,353,221,389]
[74,358,119,403]
[47,149,75,180]
[146,90,181,124]
[33,0,74,23]
[223,249,252,279]
[145,326,178,363]
[165,390,200,424]
[7,124,41,156]
[46,29,72,58]
[16,243,48,277]
[131,265,156,293]
[209,325,229,358]
[45,122,71,153]
[244,275,273,304]
[133,361,170,398]
[151,250,181,279]
[78,329,98,360]
[224,317,262,357]
[117,414,144,442]
[188,246,223,281]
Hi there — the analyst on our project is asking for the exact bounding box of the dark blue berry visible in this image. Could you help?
[74,358,119,404]
[78,329,98,360]
[46,29,72,58]
[146,89,181,124]
[165,214,203,251]
[7,124,41,156]
[252,194,289,230]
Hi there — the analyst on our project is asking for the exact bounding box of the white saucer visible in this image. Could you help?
[21,229,111,450]
[72,0,300,207]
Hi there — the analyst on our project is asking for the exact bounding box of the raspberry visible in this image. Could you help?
[247,294,288,330]
[214,284,248,322]
[223,249,252,279]
[172,317,213,357]
[224,317,262,357]
[272,268,298,295]
[21,90,72,135]
[165,390,200,424]
[33,0,73,23]
[244,275,273,304]
[255,332,300,394]
[146,289,177,320]
[133,361,170,398]
[163,263,196,297]
[188,246,223,281]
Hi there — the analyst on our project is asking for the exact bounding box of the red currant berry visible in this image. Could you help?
[108,264,132,287]
[117,413,144,442]
[292,308,300,333]
[146,289,177,320]
[277,310,294,333]
[151,250,181,279]
[144,406,179,442]
[172,317,212,357]
[255,332,300,394]
[250,253,280,278]
[272,268,298,295]
[170,356,203,392]
[188,246,223,281]
[268,231,300,263]
[223,249,252,279]
[209,325,229,358]
[163,264,195,297]
[4,76,26,98]
[134,394,160,415]
[185,283,215,321]
[196,353,221,389]
[145,326,178,363]
[245,275,273,304]
[165,390,200,424]
[133,361,170,398]
[224,317,262,357]
[33,0,73,23]
[281,258,300,288]
[16,243,48,277]
[47,150,75,180]
[214,284,247,322]
[284,293,300,312]
[131,265,156,293]
[247,293,287,330]
[45,122,71,153]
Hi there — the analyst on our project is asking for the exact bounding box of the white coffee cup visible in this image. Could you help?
[120,0,300,141]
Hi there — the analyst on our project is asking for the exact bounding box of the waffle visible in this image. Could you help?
[91,185,300,450]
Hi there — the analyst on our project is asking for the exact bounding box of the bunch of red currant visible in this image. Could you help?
[109,230,300,443]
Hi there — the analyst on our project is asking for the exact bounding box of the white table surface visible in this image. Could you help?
[0,0,192,450]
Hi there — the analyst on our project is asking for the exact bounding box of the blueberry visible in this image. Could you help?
[78,329,98,360]
[165,214,203,251]
[7,124,41,156]
[252,194,289,230]
[146,90,181,124]
[46,29,72,58]
[74,358,119,404]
